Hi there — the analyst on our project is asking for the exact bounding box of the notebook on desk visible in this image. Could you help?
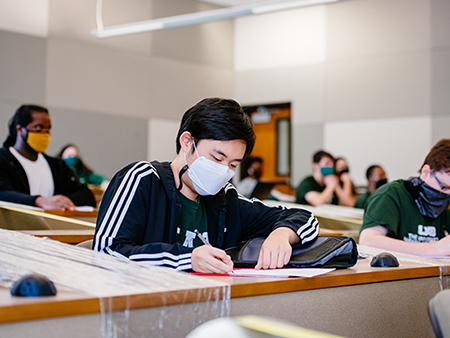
[249,182,275,200]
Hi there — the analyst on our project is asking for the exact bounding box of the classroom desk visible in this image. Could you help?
[44,209,98,223]
[262,200,363,231]
[19,229,94,244]
[0,231,448,338]
[0,206,96,244]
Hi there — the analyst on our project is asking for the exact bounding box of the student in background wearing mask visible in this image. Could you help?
[354,165,387,209]
[56,144,109,189]
[295,150,340,206]
[235,156,263,198]
[359,139,450,256]
[334,157,359,207]
[93,98,319,273]
[0,105,96,210]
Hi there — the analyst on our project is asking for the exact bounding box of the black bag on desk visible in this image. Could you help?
[226,236,358,269]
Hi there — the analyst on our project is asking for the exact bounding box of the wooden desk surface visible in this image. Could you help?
[0,257,443,325]
[19,229,94,244]
[205,258,441,298]
[44,210,98,218]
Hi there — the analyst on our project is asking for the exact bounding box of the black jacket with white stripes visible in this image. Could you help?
[93,160,319,271]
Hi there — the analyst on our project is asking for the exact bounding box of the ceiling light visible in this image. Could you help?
[91,0,341,39]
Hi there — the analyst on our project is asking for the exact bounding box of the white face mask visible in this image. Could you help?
[184,142,235,196]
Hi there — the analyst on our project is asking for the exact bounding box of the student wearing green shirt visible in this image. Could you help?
[57,144,109,188]
[295,150,338,206]
[359,139,450,256]
[295,150,356,207]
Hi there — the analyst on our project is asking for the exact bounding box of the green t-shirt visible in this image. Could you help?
[76,170,109,186]
[176,192,208,248]
[361,179,450,242]
[295,175,338,205]
[354,191,371,209]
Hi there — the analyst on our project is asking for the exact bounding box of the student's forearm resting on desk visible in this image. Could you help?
[35,195,76,211]
[359,226,450,256]
[305,188,335,207]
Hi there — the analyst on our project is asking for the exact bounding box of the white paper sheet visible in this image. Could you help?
[231,268,335,278]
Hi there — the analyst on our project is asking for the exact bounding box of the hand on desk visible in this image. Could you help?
[255,227,298,270]
[191,245,234,273]
[35,195,77,211]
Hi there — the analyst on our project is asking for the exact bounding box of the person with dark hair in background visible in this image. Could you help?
[57,144,109,188]
[334,157,359,207]
[236,156,263,198]
[295,150,339,206]
[359,139,450,256]
[0,105,96,210]
[93,98,318,273]
[354,165,387,209]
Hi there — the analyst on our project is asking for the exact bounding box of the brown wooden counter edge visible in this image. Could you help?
[228,265,442,298]
[43,210,98,217]
[0,285,226,325]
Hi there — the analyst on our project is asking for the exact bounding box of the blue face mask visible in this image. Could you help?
[64,156,80,168]
[320,167,334,177]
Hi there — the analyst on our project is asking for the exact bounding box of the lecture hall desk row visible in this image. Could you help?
[0,236,447,338]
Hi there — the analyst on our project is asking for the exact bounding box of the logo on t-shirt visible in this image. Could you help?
[404,225,438,243]
[182,230,209,248]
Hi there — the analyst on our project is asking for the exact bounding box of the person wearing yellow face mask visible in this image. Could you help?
[0,105,96,210]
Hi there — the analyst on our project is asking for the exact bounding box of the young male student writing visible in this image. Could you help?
[93,98,319,273]
[359,139,450,256]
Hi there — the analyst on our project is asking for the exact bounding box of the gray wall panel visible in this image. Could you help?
[0,30,46,105]
[151,0,233,69]
[327,0,430,60]
[326,52,431,121]
[432,50,450,116]
[48,0,153,55]
[432,116,450,145]
[291,124,323,187]
[46,108,147,178]
[431,0,450,48]
[46,38,234,120]
[0,103,22,145]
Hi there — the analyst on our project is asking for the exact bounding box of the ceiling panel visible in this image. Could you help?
[197,0,289,7]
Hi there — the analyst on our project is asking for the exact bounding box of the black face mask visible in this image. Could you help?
[375,178,388,189]
[253,169,261,179]
[248,168,261,179]
[335,168,349,177]
[409,177,450,218]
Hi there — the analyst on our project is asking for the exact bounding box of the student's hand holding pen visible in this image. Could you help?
[191,229,234,273]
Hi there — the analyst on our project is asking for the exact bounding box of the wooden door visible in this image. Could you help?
[244,104,291,190]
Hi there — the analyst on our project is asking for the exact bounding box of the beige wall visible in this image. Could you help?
[1,0,450,184]
[235,0,450,186]
[0,0,234,177]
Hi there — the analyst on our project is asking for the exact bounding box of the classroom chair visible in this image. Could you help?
[428,289,450,338]
[76,239,94,250]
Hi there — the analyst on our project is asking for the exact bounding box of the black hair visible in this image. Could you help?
[239,156,263,180]
[3,104,49,147]
[312,150,334,164]
[366,165,382,179]
[175,98,256,158]
[56,144,93,176]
